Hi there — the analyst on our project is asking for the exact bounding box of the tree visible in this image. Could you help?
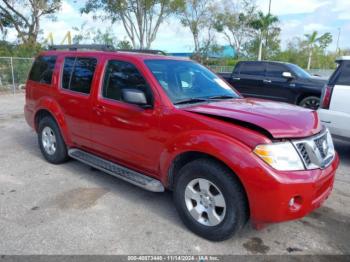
[304,31,333,70]
[214,0,256,58]
[72,23,133,49]
[243,24,280,60]
[72,22,93,44]
[194,22,220,62]
[249,11,279,60]
[0,9,10,33]
[117,39,133,50]
[0,0,62,45]
[178,0,218,55]
[82,0,182,49]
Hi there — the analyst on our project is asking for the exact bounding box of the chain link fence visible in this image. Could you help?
[207,65,235,73]
[0,57,34,94]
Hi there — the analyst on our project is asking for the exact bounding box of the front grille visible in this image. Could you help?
[314,134,327,158]
[296,143,311,166]
[293,129,335,170]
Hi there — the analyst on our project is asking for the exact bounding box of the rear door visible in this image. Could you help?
[263,62,297,103]
[330,60,350,114]
[232,62,266,97]
[322,60,350,138]
[56,55,98,148]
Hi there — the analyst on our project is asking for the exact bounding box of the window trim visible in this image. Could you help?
[99,58,154,107]
[59,56,98,96]
[28,55,57,86]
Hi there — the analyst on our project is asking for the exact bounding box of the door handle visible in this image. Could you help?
[263,79,272,83]
[93,105,106,114]
[232,77,240,81]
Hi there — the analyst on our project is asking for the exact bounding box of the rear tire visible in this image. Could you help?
[299,96,320,110]
[38,116,68,164]
[173,159,248,241]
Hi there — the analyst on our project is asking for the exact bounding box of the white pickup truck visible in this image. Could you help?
[318,56,350,141]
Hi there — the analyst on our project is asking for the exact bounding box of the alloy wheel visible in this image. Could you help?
[41,126,57,155]
[184,178,226,226]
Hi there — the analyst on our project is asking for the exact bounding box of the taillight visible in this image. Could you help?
[321,85,333,109]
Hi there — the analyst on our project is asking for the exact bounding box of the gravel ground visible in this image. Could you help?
[0,93,349,255]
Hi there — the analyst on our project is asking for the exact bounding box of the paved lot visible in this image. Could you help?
[0,94,349,255]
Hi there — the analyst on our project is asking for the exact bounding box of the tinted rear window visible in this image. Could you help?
[333,61,350,86]
[239,62,265,76]
[29,56,57,84]
[62,57,97,94]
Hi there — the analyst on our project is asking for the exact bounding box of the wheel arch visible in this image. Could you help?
[296,92,321,105]
[167,150,251,220]
[35,109,55,131]
[167,151,240,188]
[34,100,72,146]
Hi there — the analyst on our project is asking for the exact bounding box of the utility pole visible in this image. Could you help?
[264,0,272,60]
[336,28,341,55]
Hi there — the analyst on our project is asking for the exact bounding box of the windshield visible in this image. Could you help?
[144,59,240,104]
[288,63,312,78]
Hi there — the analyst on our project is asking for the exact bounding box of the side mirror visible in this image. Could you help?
[122,89,150,108]
[282,72,293,79]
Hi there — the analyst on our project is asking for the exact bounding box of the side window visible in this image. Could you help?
[240,62,265,76]
[29,56,57,84]
[102,60,152,103]
[336,62,350,86]
[266,63,286,78]
[61,57,97,94]
[62,57,75,89]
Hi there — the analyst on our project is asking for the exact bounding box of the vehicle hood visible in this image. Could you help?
[300,76,327,87]
[181,98,322,139]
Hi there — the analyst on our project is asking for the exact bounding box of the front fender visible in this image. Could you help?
[34,96,72,146]
[159,130,252,187]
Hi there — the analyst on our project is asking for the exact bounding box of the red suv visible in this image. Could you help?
[24,45,339,241]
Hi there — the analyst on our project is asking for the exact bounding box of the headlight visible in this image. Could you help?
[254,142,304,171]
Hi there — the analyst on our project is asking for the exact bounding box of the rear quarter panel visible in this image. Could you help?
[319,84,350,139]
[330,85,350,113]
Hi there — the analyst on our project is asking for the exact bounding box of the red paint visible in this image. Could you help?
[24,50,339,227]
[183,98,322,138]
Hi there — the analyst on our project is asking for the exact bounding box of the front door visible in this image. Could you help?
[90,58,162,175]
[263,63,297,103]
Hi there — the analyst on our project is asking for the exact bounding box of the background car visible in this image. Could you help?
[219,61,327,109]
[318,56,350,141]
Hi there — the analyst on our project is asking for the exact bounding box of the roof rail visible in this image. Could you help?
[48,44,115,51]
[117,49,167,55]
[47,45,167,55]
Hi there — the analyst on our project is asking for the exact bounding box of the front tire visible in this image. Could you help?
[38,116,68,164]
[173,159,248,241]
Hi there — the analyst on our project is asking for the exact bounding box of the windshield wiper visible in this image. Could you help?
[208,95,236,100]
[173,97,209,105]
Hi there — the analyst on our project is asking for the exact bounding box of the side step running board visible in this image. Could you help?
[68,149,164,192]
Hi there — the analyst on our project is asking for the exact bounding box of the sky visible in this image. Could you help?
[4,0,350,52]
